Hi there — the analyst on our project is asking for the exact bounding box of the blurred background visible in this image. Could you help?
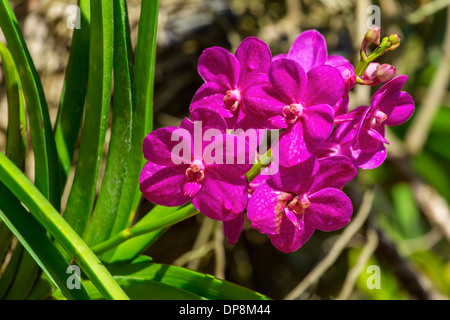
[1,0,450,300]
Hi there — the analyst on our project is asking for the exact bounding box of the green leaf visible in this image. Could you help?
[115,0,159,233]
[0,0,61,209]
[54,0,91,187]
[0,152,129,300]
[63,0,114,236]
[92,204,198,255]
[83,0,134,246]
[101,206,181,264]
[80,278,205,300]
[3,246,40,300]
[105,258,271,300]
[0,183,90,300]
[0,42,26,170]
[0,243,23,299]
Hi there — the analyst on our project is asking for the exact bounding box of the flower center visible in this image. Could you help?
[282,103,304,124]
[286,194,310,215]
[368,110,387,128]
[223,89,241,113]
[185,160,205,183]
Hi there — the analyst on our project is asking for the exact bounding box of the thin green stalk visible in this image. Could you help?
[83,0,134,246]
[0,152,129,300]
[114,0,159,234]
[92,204,199,255]
[54,0,91,188]
[63,0,114,236]
[0,40,26,273]
[0,0,61,209]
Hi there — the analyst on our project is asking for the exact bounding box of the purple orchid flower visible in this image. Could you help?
[190,36,272,130]
[275,30,356,116]
[139,107,253,221]
[245,57,345,166]
[320,75,415,169]
[247,155,357,253]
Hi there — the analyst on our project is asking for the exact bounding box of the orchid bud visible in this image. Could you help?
[386,33,401,51]
[376,64,396,82]
[357,62,381,85]
[361,26,381,56]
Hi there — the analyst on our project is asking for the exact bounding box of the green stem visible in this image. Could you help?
[0,152,129,300]
[92,204,199,255]
[355,37,395,77]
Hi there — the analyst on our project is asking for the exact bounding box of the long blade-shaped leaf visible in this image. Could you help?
[0,40,26,272]
[0,0,61,209]
[83,0,134,246]
[0,184,90,300]
[114,0,159,235]
[63,0,114,236]
[107,258,270,300]
[54,0,91,188]
[101,206,181,264]
[0,243,23,299]
[0,152,129,300]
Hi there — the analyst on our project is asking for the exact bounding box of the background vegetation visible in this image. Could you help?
[0,0,449,300]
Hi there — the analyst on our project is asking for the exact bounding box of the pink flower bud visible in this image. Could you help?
[376,64,396,82]
[361,26,381,56]
[386,33,401,51]
[358,62,381,85]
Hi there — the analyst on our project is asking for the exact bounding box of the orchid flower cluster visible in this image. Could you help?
[139,27,415,253]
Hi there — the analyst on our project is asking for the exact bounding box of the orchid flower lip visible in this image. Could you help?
[282,103,304,124]
[367,109,388,128]
[223,88,242,112]
[287,194,311,215]
[186,159,206,183]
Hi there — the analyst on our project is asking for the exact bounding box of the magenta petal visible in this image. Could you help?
[190,83,234,119]
[284,208,303,231]
[348,143,387,169]
[198,47,239,89]
[358,126,385,152]
[268,218,315,253]
[306,188,353,232]
[247,180,292,235]
[302,104,335,144]
[326,55,353,69]
[287,30,327,72]
[192,174,248,221]
[183,181,202,198]
[139,162,190,207]
[270,156,318,195]
[275,121,311,166]
[310,156,357,192]
[367,128,389,144]
[384,92,415,126]
[269,58,308,104]
[272,53,287,62]
[223,212,245,245]
[244,84,287,115]
[235,36,272,83]
[371,75,408,110]
[190,106,228,133]
[143,127,191,166]
[304,65,345,107]
[205,134,253,178]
